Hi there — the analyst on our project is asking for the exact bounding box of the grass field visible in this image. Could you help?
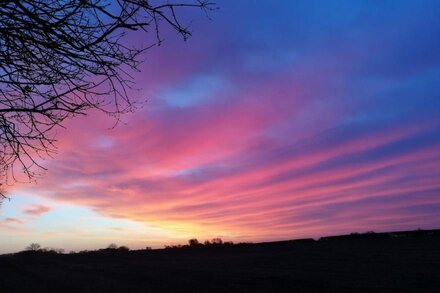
[1,230,439,292]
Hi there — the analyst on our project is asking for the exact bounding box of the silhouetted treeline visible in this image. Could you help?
[14,243,130,257]
[164,238,237,249]
[318,229,440,241]
[8,229,440,257]
[2,228,439,293]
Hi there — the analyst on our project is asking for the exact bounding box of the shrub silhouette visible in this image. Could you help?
[41,247,65,254]
[117,246,129,252]
[164,244,188,249]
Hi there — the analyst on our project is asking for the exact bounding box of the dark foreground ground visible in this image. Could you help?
[1,230,440,293]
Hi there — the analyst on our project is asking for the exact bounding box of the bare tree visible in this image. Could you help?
[0,0,215,199]
[26,243,42,251]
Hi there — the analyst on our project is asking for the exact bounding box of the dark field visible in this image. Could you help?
[1,231,440,293]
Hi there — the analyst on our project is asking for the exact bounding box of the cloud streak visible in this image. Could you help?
[7,0,440,246]
[23,205,51,217]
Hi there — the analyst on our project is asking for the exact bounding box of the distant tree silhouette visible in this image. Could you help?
[26,243,41,251]
[188,238,200,247]
[107,243,118,249]
[211,237,223,245]
[0,0,216,199]
[163,238,234,249]
[52,248,65,254]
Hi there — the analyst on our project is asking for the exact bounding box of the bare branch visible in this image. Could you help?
[0,0,216,196]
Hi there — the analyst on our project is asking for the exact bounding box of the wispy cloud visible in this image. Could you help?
[1,217,23,225]
[23,205,51,217]
[7,0,440,247]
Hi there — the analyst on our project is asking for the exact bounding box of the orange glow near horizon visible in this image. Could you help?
[1,1,440,253]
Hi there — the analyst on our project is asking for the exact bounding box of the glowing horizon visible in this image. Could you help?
[1,0,440,253]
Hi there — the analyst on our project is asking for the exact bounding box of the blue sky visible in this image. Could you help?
[1,0,439,253]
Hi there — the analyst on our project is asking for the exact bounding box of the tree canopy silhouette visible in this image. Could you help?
[0,0,215,198]
[25,243,41,251]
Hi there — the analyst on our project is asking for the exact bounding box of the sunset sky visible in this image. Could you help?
[1,0,440,253]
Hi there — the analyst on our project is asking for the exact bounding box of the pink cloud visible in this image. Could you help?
[23,205,51,217]
[20,99,440,242]
[11,22,440,244]
[1,217,23,225]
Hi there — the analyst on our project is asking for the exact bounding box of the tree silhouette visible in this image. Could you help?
[211,237,223,245]
[0,0,215,198]
[107,243,118,249]
[188,238,199,247]
[26,243,41,251]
